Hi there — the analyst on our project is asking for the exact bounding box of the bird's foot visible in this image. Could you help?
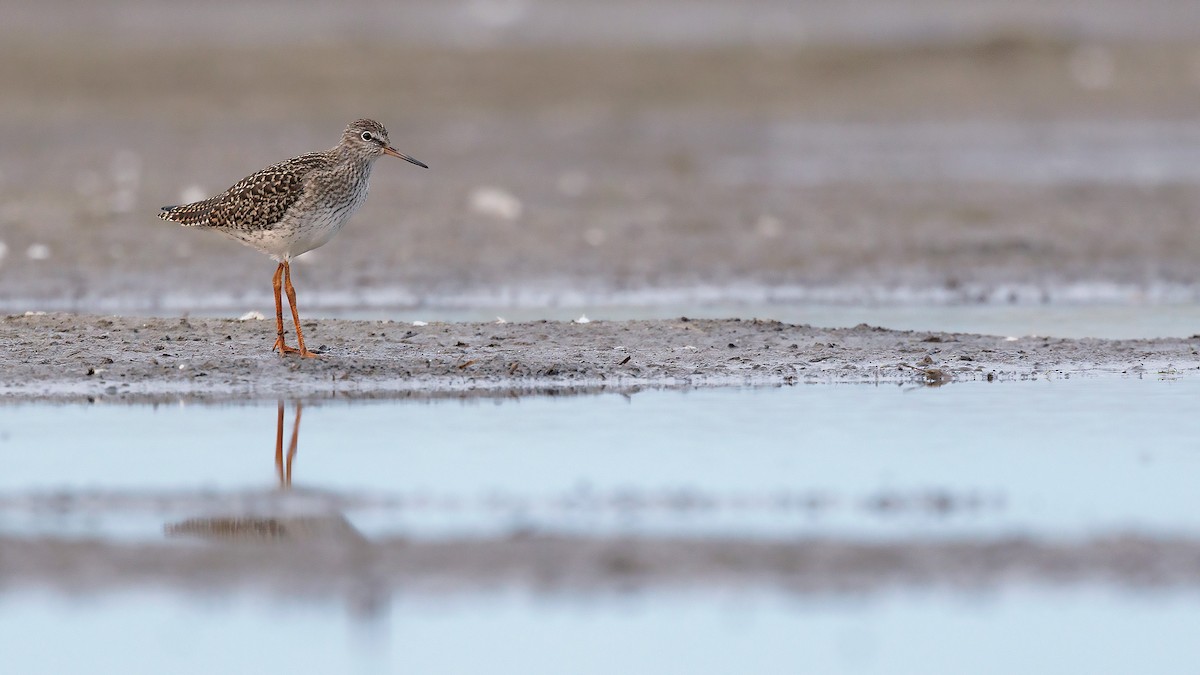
[274,336,322,358]
[273,337,301,355]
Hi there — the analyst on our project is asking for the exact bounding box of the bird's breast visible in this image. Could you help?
[314,163,372,220]
[274,164,372,257]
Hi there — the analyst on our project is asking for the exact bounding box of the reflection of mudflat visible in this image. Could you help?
[9,534,1200,596]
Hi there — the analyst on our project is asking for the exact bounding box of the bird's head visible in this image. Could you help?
[343,119,428,168]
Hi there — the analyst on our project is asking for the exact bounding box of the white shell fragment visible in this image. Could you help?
[26,244,50,260]
[469,186,523,221]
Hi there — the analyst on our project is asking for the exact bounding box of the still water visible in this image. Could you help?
[4,588,1198,675]
[2,380,1198,540]
[1,381,1199,673]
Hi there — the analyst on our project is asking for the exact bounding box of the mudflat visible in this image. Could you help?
[3,313,1194,401]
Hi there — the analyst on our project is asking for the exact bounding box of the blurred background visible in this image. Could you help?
[6,3,1200,673]
[3,0,1200,321]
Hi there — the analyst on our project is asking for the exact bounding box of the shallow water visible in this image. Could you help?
[2,380,1198,540]
[4,588,1199,675]
[3,380,1199,673]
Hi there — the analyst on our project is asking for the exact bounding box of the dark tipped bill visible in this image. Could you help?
[384,146,429,168]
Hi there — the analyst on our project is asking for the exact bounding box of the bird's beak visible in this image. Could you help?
[384,146,428,169]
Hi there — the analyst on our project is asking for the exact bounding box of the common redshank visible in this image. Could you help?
[159,119,427,357]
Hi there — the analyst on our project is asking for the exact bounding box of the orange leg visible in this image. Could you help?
[271,262,300,355]
[285,402,302,486]
[274,401,286,486]
[274,401,302,489]
[282,261,319,358]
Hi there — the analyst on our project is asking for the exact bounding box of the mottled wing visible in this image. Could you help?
[159,153,333,231]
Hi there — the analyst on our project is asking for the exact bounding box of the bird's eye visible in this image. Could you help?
[361,131,374,142]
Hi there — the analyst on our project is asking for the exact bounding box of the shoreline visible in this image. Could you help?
[3,313,1196,402]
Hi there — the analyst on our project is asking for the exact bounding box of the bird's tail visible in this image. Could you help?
[158,199,218,226]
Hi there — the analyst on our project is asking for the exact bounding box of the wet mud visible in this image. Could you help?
[2,313,1196,401]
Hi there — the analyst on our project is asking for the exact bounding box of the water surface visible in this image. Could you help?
[2,380,1198,674]
[3,588,1198,675]
[2,379,1197,540]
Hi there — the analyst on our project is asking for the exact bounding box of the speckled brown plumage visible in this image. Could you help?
[159,119,428,358]
[158,153,331,231]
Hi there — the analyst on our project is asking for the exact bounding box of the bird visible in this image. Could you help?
[159,119,427,357]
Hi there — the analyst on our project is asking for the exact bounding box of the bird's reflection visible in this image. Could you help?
[162,400,383,619]
[275,400,302,489]
[165,400,363,545]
